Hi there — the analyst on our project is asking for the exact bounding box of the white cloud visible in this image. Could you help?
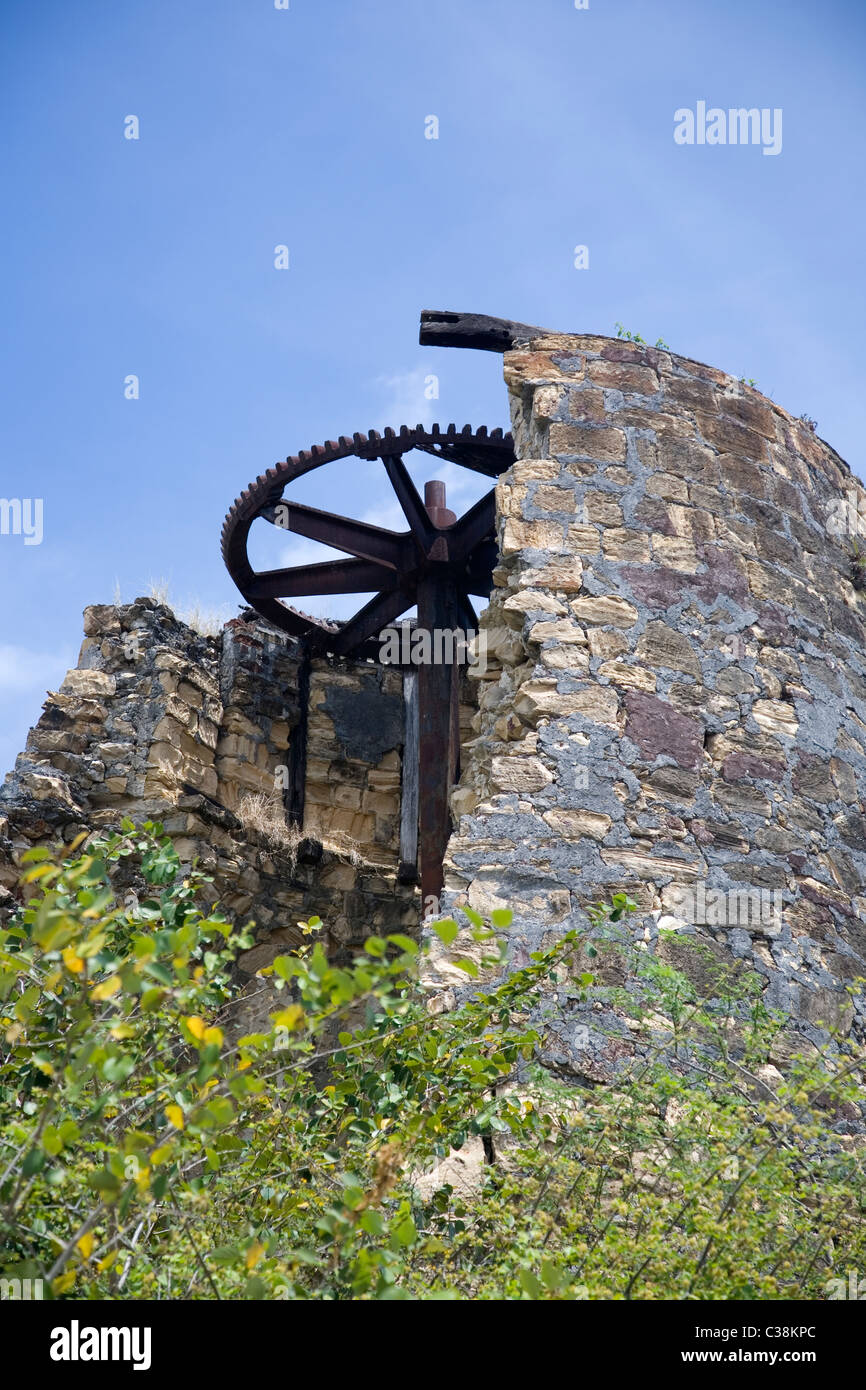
[360,497,407,531]
[370,366,438,434]
[276,536,344,569]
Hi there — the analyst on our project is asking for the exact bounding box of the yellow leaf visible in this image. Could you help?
[245,1241,265,1270]
[97,1250,118,1274]
[185,1015,206,1040]
[62,946,85,974]
[149,1145,173,1165]
[272,1003,304,1031]
[164,1104,184,1130]
[33,1058,54,1078]
[134,1165,151,1193]
[22,863,58,882]
[67,830,89,854]
[238,1056,252,1071]
[77,1231,94,1260]
[203,1026,223,1048]
[52,1270,76,1294]
[91,975,121,1001]
[110,1024,135,1039]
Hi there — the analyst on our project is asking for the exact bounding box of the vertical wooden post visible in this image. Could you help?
[285,645,310,828]
[398,670,419,882]
[416,572,460,905]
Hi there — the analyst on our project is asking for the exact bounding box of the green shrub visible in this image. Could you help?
[0,827,863,1300]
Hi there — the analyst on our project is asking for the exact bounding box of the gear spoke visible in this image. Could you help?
[266,500,406,567]
[324,587,417,657]
[381,455,437,549]
[456,591,478,631]
[449,489,496,562]
[247,558,398,601]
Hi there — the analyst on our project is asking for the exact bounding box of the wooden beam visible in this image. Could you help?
[416,572,462,904]
[284,648,310,828]
[398,671,419,883]
[419,309,554,354]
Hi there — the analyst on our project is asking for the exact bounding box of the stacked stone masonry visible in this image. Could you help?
[2,332,865,1082]
[442,332,866,1077]
[0,600,422,971]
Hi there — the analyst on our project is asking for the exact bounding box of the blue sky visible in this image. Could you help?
[1,0,864,776]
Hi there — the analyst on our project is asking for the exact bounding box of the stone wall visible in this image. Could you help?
[443,332,866,1073]
[3,333,865,1077]
[0,599,421,966]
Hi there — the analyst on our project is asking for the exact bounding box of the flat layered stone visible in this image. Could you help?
[569,596,639,627]
[513,679,620,727]
[551,424,627,463]
[490,756,554,793]
[637,621,701,675]
[624,691,704,769]
[542,808,612,841]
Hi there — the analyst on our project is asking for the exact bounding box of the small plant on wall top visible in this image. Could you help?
[615,322,670,350]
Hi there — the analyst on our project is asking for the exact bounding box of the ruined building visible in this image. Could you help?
[2,313,865,1074]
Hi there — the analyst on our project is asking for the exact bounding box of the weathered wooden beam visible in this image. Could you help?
[285,647,310,828]
[419,309,554,354]
[398,671,419,883]
[416,572,461,904]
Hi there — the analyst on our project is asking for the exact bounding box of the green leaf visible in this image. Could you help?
[20,847,52,863]
[90,1169,120,1194]
[360,1210,385,1237]
[460,906,484,929]
[42,1126,63,1157]
[453,956,479,978]
[211,1245,241,1266]
[394,1217,417,1248]
[432,918,459,947]
[387,934,418,955]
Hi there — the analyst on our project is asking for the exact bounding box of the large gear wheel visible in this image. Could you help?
[221,423,514,655]
[222,423,516,898]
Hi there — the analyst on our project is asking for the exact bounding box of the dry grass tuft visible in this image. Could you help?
[237,792,303,867]
[320,830,363,866]
[237,796,365,870]
[145,580,231,637]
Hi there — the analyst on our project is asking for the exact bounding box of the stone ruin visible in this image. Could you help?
[2,324,865,1078]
